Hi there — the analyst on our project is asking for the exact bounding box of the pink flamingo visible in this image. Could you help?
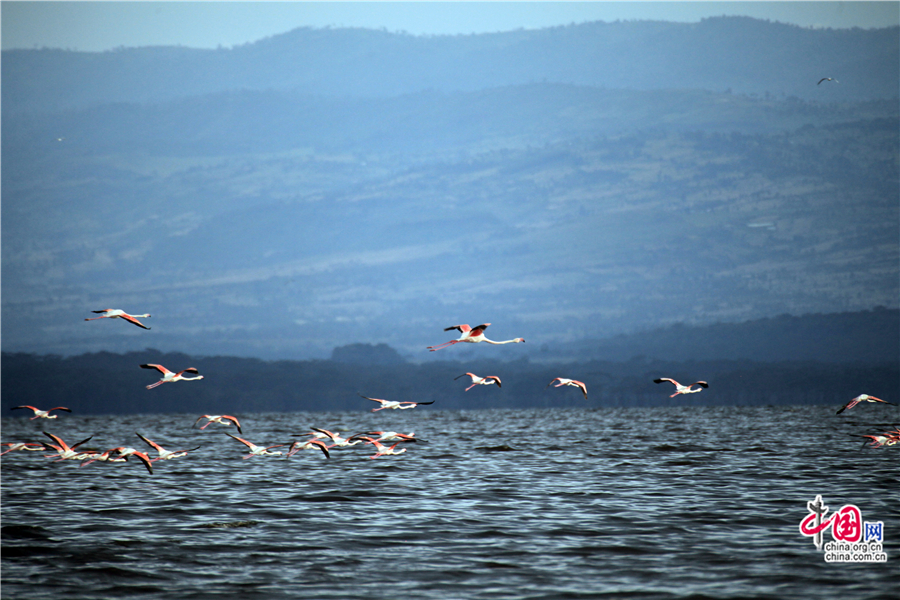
[286,438,330,458]
[455,373,502,391]
[85,309,151,330]
[358,394,435,412]
[654,378,708,397]
[858,433,899,448]
[427,323,524,351]
[359,437,407,459]
[225,433,284,458]
[141,364,204,389]
[136,433,200,462]
[11,405,72,420]
[194,414,242,434]
[836,394,895,414]
[82,447,153,473]
[1,442,46,456]
[309,427,365,448]
[41,431,94,461]
[358,431,423,443]
[546,378,588,399]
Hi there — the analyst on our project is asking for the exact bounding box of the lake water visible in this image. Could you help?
[2,405,898,599]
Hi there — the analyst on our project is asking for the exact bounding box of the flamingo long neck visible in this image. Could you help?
[482,337,523,345]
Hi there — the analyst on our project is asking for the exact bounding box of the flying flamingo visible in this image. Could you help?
[858,433,899,448]
[286,438,330,458]
[40,431,94,461]
[653,378,708,397]
[358,394,435,412]
[309,427,365,448]
[85,309,151,330]
[136,433,200,462]
[546,378,588,399]
[357,431,423,443]
[11,405,72,420]
[194,414,242,434]
[225,433,284,459]
[141,364,204,389]
[1,442,46,456]
[358,437,407,459]
[836,394,895,414]
[82,446,153,473]
[79,449,126,466]
[455,373,502,391]
[427,323,525,351]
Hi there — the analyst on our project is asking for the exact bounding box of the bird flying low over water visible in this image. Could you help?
[82,447,154,474]
[356,431,423,443]
[85,309,151,329]
[136,433,200,462]
[194,415,242,434]
[286,438,330,458]
[41,431,94,461]
[455,373,502,391]
[817,77,838,85]
[427,323,524,351]
[358,394,435,412]
[11,405,71,420]
[856,432,899,448]
[309,427,365,448]
[141,364,204,389]
[358,437,408,459]
[653,378,708,397]
[547,378,588,400]
[225,433,284,458]
[836,394,895,414]
[0,442,46,456]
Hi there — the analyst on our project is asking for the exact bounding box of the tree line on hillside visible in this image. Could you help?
[2,350,897,416]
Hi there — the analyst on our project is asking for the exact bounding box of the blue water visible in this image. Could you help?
[2,405,898,599]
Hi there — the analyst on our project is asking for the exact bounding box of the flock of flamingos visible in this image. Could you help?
[3,308,898,473]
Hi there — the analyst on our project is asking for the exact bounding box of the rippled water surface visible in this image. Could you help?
[3,405,898,599]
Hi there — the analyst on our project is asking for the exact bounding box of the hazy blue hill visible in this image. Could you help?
[556,308,900,364]
[3,17,897,115]
[2,18,897,362]
[5,84,897,161]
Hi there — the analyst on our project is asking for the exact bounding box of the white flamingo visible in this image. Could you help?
[358,431,422,443]
[286,438,330,458]
[359,394,435,412]
[836,394,895,414]
[226,433,284,459]
[546,378,587,399]
[82,446,153,473]
[1,442,46,456]
[85,309,151,330]
[41,431,94,461]
[309,427,365,448]
[359,437,408,459]
[194,414,242,434]
[654,378,708,397]
[11,405,71,420]
[455,373,502,391]
[141,364,204,389]
[136,433,200,462]
[427,323,524,351]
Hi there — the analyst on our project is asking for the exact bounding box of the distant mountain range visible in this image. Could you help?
[1,17,897,362]
[4,17,897,115]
